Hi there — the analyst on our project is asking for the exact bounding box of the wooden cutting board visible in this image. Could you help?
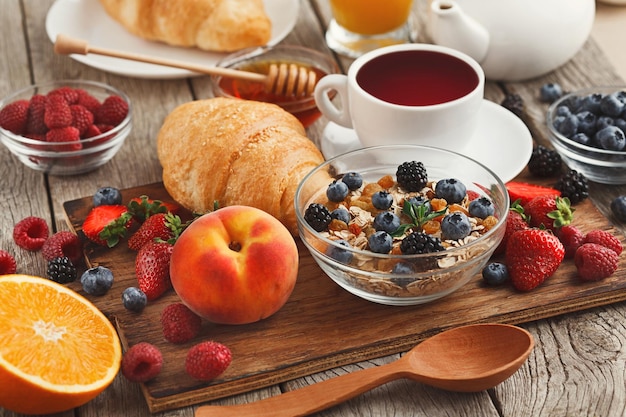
[63,181,626,413]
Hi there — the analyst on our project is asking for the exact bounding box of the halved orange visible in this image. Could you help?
[0,274,122,415]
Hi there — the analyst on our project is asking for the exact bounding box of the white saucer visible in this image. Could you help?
[45,0,300,79]
[321,100,533,183]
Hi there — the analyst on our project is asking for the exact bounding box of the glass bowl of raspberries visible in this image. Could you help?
[295,145,509,306]
[547,86,626,184]
[0,79,131,175]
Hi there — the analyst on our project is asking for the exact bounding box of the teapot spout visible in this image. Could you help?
[429,0,489,63]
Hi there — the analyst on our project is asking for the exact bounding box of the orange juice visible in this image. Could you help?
[329,0,413,35]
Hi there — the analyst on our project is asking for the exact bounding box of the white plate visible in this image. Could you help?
[45,0,300,79]
[320,100,533,183]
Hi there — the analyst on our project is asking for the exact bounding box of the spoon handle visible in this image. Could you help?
[195,359,408,417]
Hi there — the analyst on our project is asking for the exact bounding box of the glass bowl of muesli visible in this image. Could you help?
[295,145,509,305]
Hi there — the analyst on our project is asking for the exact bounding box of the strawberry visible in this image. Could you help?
[185,341,232,381]
[505,228,565,291]
[135,241,174,301]
[25,94,47,135]
[128,212,185,250]
[95,95,128,126]
[575,243,619,281]
[44,94,72,129]
[82,205,133,247]
[494,200,528,255]
[582,229,623,255]
[161,303,202,344]
[524,195,573,232]
[0,99,29,134]
[13,216,50,251]
[556,224,584,258]
[121,342,163,383]
[70,104,94,136]
[46,126,82,151]
[0,249,17,275]
[128,196,180,222]
[505,181,561,206]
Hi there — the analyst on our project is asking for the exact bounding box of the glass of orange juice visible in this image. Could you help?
[326,0,415,58]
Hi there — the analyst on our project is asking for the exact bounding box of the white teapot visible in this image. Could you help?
[427,0,596,81]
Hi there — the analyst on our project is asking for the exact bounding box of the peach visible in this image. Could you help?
[170,205,299,325]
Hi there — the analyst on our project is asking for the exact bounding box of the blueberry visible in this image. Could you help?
[341,172,363,191]
[326,239,353,264]
[555,105,571,117]
[482,262,510,286]
[406,195,431,213]
[579,93,603,114]
[539,83,563,103]
[326,180,349,202]
[373,212,400,233]
[371,190,393,210]
[468,196,495,219]
[435,178,467,204]
[440,212,472,240]
[555,114,579,138]
[596,115,615,132]
[122,287,148,312]
[570,132,591,146]
[610,195,626,222]
[368,231,393,254]
[93,186,122,206]
[392,262,414,274]
[614,118,626,134]
[81,266,114,296]
[390,262,415,286]
[600,92,626,117]
[330,207,351,224]
[575,111,597,136]
[595,125,626,151]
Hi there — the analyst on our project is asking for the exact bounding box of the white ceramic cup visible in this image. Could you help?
[314,43,485,151]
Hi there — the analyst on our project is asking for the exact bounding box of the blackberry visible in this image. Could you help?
[47,256,77,284]
[527,145,562,177]
[500,94,524,119]
[396,161,427,192]
[400,232,445,255]
[304,203,332,232]
[555,170,588,204]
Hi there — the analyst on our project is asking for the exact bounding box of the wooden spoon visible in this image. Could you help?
[195,323,534,417]
[53,34,318,97]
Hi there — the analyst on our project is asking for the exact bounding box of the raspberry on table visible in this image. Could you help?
[556,225,584,259]
[42,230,82,264]
[47,256,77,284]
[13,216,49,251]
[583,229,623,255]
[161,303,202,344]
[185,341,232,381]
[0,249,17,275]
[575,243,619,281]
[121,342,163,383]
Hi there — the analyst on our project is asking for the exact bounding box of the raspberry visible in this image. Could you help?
[42,231,83,264]
[25,94,48,135]
[121,342,163,382]
[47,256,77,284]
[396,161,428,192]
[13,216,50,251]
[70,104,94,136]
[583,229,623,255]
[48,86,79,104]
[185,341,232,381]
[0,249,17,275]
[0,99,29,134]
[76,89,102,114]
[161,303,202,344]
[44,94,72,129]
[83,124,102,139]
[46,126,82,151]
[95,95,128,126]
[575,243,619,281]
[556,225,584,259]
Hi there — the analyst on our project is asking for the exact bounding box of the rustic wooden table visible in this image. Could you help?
[2,1,626,416]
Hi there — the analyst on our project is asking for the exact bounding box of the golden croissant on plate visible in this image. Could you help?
[98,0,272,52]
[157,98,328,235]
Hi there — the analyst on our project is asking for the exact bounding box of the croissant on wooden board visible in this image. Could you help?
[157,97,329,235]
[98,0,272,52]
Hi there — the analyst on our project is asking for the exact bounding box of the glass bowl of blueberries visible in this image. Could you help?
[294,145,509,306]
[547,86,626,184]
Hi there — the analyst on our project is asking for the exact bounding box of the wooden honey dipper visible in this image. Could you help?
[53,34,318,97]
